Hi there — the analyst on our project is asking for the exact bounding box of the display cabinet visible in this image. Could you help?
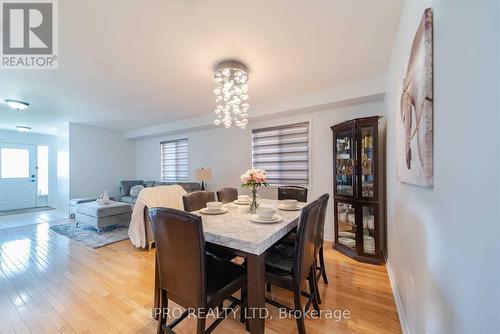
[332,116,385,264]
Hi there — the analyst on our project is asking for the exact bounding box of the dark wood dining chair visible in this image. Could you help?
[149,208,247,334]
[182,191,216,212]
[183,190,236,261]
[278,186,308,202]
[274,194,330,301]
[311,194,329,303]
[264,199,322,334]
[216,187,238,204]
[315,194,329,284]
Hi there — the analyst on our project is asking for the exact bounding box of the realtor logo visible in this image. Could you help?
[1,0,58,68]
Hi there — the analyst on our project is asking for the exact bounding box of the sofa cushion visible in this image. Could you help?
[149,181,201,193]
[120,195,137,204]
[178,182,201,193]
[120,180,144,196]
[76,200,132,218]
[144,181,156,188]
[153,181,168,187]
[130,185,144,197]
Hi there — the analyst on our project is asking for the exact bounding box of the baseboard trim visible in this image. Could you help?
[385,258,410,334]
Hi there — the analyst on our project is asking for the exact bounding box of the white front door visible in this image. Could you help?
[0,143,37,211]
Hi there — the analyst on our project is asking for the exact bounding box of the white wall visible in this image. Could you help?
[69,124,136,200]
[56,123,70,215]
[384,1,500,333]
[0,129,58,207]
[136,100,384,241]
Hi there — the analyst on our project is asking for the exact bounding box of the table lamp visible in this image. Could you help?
[196,167,212,191]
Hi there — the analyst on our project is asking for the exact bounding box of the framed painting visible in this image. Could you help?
[397,8,434,187]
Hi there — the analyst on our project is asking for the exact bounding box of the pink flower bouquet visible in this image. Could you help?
[241,169,269,212]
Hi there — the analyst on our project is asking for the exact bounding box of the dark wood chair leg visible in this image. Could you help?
[240,288,246,324]
[314,272,322,305]
[293,287,307,334]
[308,268,320,314]
[319,246,328,284]
[157,289,167,334]
[313,258,322,305]
[154,257,160,319]
[266,283,271,292]
[196,317,206,334]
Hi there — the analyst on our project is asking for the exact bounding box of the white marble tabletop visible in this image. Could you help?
[194,199,304,255]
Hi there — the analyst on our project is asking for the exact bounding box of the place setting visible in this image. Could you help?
[199,201,228,215]
[249,206,282,224]
[233,194,251,205]
[277,199,303,211]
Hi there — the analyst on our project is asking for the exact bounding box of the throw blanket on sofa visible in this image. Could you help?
[128,185,187,248]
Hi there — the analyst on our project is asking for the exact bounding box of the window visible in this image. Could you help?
[252,122,309,186]
[37,146,48,195]
[1,148,29,178]
[160,138,189,182]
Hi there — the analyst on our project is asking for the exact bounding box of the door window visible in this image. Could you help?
[1,148,29,178]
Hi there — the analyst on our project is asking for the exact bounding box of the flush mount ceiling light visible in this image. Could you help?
[4,99,29,110]
[16,126,31,132]
[213,60,249,129]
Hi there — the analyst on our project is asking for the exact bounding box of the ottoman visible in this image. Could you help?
[69,196,115,218]
[75,200,132,233]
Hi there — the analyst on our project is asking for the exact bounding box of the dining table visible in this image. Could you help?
[153,198,305,334]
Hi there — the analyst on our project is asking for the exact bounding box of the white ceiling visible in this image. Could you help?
[0,0,401,135]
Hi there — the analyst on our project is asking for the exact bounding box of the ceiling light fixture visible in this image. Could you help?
[213,60,249,129]
[16,126,31,132]
[4,99,29,110]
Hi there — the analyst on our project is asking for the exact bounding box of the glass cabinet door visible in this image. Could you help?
[361,205,377,255]
[335,128,355,196]
[359,126,376,199]
[336,202,356,250]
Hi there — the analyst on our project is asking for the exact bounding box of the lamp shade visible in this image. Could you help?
[196,168,212,182]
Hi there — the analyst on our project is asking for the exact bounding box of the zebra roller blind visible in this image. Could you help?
[252,122,309,185]
[160,138,189,182]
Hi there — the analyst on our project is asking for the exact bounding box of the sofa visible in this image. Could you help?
[119,180,201,204]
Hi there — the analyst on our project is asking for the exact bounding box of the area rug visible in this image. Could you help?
[0,206,55,216]
[50,223,129,249]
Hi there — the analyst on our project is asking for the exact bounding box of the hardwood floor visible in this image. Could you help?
[0,220,401,334]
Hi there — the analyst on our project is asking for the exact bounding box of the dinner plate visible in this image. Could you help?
[249,214,282,224]
[339,237,356,247]
[339,231,355,239]
[277,204,302,211]
[233,200,250,205]
[200,208,228,215]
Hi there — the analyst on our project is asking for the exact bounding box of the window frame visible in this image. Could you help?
[160,138,189,182]
[251,121,311,187]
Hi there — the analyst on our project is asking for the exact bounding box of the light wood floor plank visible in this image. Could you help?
[0,221,401,334]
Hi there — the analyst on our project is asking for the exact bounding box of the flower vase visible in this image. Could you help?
[250,187,258,213]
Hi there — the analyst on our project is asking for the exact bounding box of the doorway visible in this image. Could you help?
[0,143,38,211]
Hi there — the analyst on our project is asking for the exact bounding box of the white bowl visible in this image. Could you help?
[206,201,223,211]
[283,199,298,208]
[256,206,276,220]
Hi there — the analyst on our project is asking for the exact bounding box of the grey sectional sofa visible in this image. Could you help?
[119,180,201,204]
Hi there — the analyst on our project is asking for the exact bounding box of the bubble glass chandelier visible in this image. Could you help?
[213,60,249,129]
